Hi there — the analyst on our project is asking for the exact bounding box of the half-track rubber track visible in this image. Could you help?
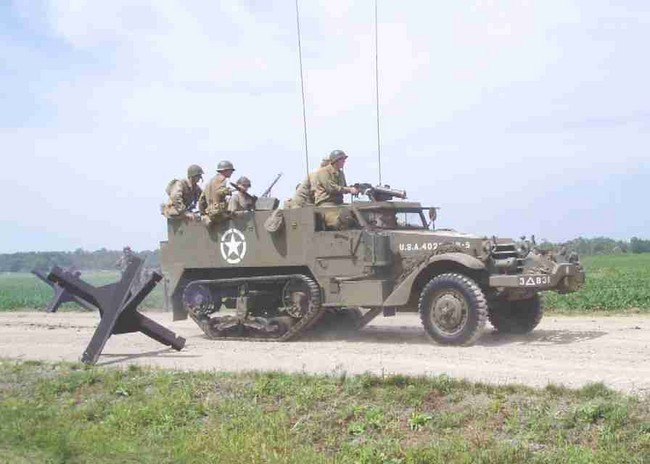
[184,274,325,342]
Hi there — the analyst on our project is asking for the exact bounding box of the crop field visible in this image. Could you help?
[0,271,164,311]
[544,253,650,313]
[0,253,648,313]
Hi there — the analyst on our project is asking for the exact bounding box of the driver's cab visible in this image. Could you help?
[354,202,432,231]
[312,201,434,232]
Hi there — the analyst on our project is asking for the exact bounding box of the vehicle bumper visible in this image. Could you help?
[488,263,585,293]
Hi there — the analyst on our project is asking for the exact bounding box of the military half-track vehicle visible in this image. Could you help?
[160,188,585,345]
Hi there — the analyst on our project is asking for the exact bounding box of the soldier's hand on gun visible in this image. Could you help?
[347,186,360,195]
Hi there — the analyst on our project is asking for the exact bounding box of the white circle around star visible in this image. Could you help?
[220,228,247,264]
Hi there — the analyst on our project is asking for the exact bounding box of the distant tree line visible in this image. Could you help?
[0,248,160,272]
[1,237,649,272]
[539,237,650,256]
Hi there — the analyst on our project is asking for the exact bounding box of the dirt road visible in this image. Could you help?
[1,311,648,394]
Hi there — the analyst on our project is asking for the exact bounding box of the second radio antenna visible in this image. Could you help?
[295,0,310,177]
[374,0,382,185]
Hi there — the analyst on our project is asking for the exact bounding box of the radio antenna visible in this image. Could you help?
[295,0,310,176]
[374,0,382,185]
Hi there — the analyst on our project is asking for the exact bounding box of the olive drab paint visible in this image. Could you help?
[160,196,585,346]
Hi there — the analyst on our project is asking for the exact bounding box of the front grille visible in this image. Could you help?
[491,242,524,273]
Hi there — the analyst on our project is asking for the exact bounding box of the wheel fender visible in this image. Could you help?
[383,253,486,307]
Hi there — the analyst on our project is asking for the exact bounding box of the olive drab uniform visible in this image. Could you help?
[161,179,202,218]
[228,192,254,213]
[199,174,230,223]
[288,158,330,209]
[289,172,317,209]
[313,164,349,229]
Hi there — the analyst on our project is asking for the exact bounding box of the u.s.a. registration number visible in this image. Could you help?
[399,241,471,252]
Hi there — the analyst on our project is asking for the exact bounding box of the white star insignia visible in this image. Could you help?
[224,233,241,258]
[220,228,247,264]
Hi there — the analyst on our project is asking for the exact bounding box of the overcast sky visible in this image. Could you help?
[1,0,648,253]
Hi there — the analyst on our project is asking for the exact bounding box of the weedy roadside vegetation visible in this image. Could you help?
[1,361,648,463]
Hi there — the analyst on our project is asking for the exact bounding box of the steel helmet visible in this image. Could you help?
[187,164,204,178]
[236,176,251,187]
[217,160,235,172]
[328,149,348,164]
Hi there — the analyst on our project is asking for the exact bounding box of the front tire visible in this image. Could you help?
[418,273,487,346]
[488,294,543,334]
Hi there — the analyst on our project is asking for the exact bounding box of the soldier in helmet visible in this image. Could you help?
[161,164,204,220]
[228,176,255,213]
[199,160,235,224]
[288,156,330,209]
[312,150,359,229]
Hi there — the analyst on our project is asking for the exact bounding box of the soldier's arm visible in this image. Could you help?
[316,171,346,195]
[321,175,358,195]
[227,194,239,213]
[198,191,208,214]
[169,182,187,214]
[188,186,202,211]
[216,185,232,198]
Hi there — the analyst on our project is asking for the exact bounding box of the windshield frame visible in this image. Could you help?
[351,204,430,230]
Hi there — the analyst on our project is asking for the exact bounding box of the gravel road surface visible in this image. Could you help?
[1,311,648,394]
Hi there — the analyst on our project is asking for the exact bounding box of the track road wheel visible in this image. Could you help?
[418,273,487,346]
[488,294,543,334]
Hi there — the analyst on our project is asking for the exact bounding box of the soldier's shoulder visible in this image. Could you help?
[313,166,332,179]
[166,178,182,194]
[205,174,222,187]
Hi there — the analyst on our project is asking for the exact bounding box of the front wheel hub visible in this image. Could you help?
[432,291,467,334]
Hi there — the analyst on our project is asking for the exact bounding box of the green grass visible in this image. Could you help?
[545,254,650,313]
[0,361,648,463]
[0,271,164,311]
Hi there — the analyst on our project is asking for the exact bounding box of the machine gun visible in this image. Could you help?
[351,183,407,202]
[229,173,283,211]
[229,182,258,206]
[261,173,282,198]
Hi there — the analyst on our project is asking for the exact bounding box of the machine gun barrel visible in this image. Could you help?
[351,183,407,202]
[229,182,258,203]
[261,173,282,198]
[372,186,407,200]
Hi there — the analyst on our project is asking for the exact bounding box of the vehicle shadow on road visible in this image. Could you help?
[477,329,607,346]
[313,326,607,346]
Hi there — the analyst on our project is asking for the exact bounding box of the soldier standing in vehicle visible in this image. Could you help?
[313,150,359,229]
[228,176,255,213]
[161,164,204,220]
[199,160,235,224]
[287,157,331,209]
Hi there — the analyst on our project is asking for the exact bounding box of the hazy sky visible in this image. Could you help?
[1,0,648,253]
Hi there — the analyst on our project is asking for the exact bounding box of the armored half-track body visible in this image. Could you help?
[160,193,585,345]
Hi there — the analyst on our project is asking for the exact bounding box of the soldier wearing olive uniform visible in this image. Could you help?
[199,160,235,224]
[289,157,330,209]
[312,150,359,229]
[228,176,255,213]
[161,164,204,220]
